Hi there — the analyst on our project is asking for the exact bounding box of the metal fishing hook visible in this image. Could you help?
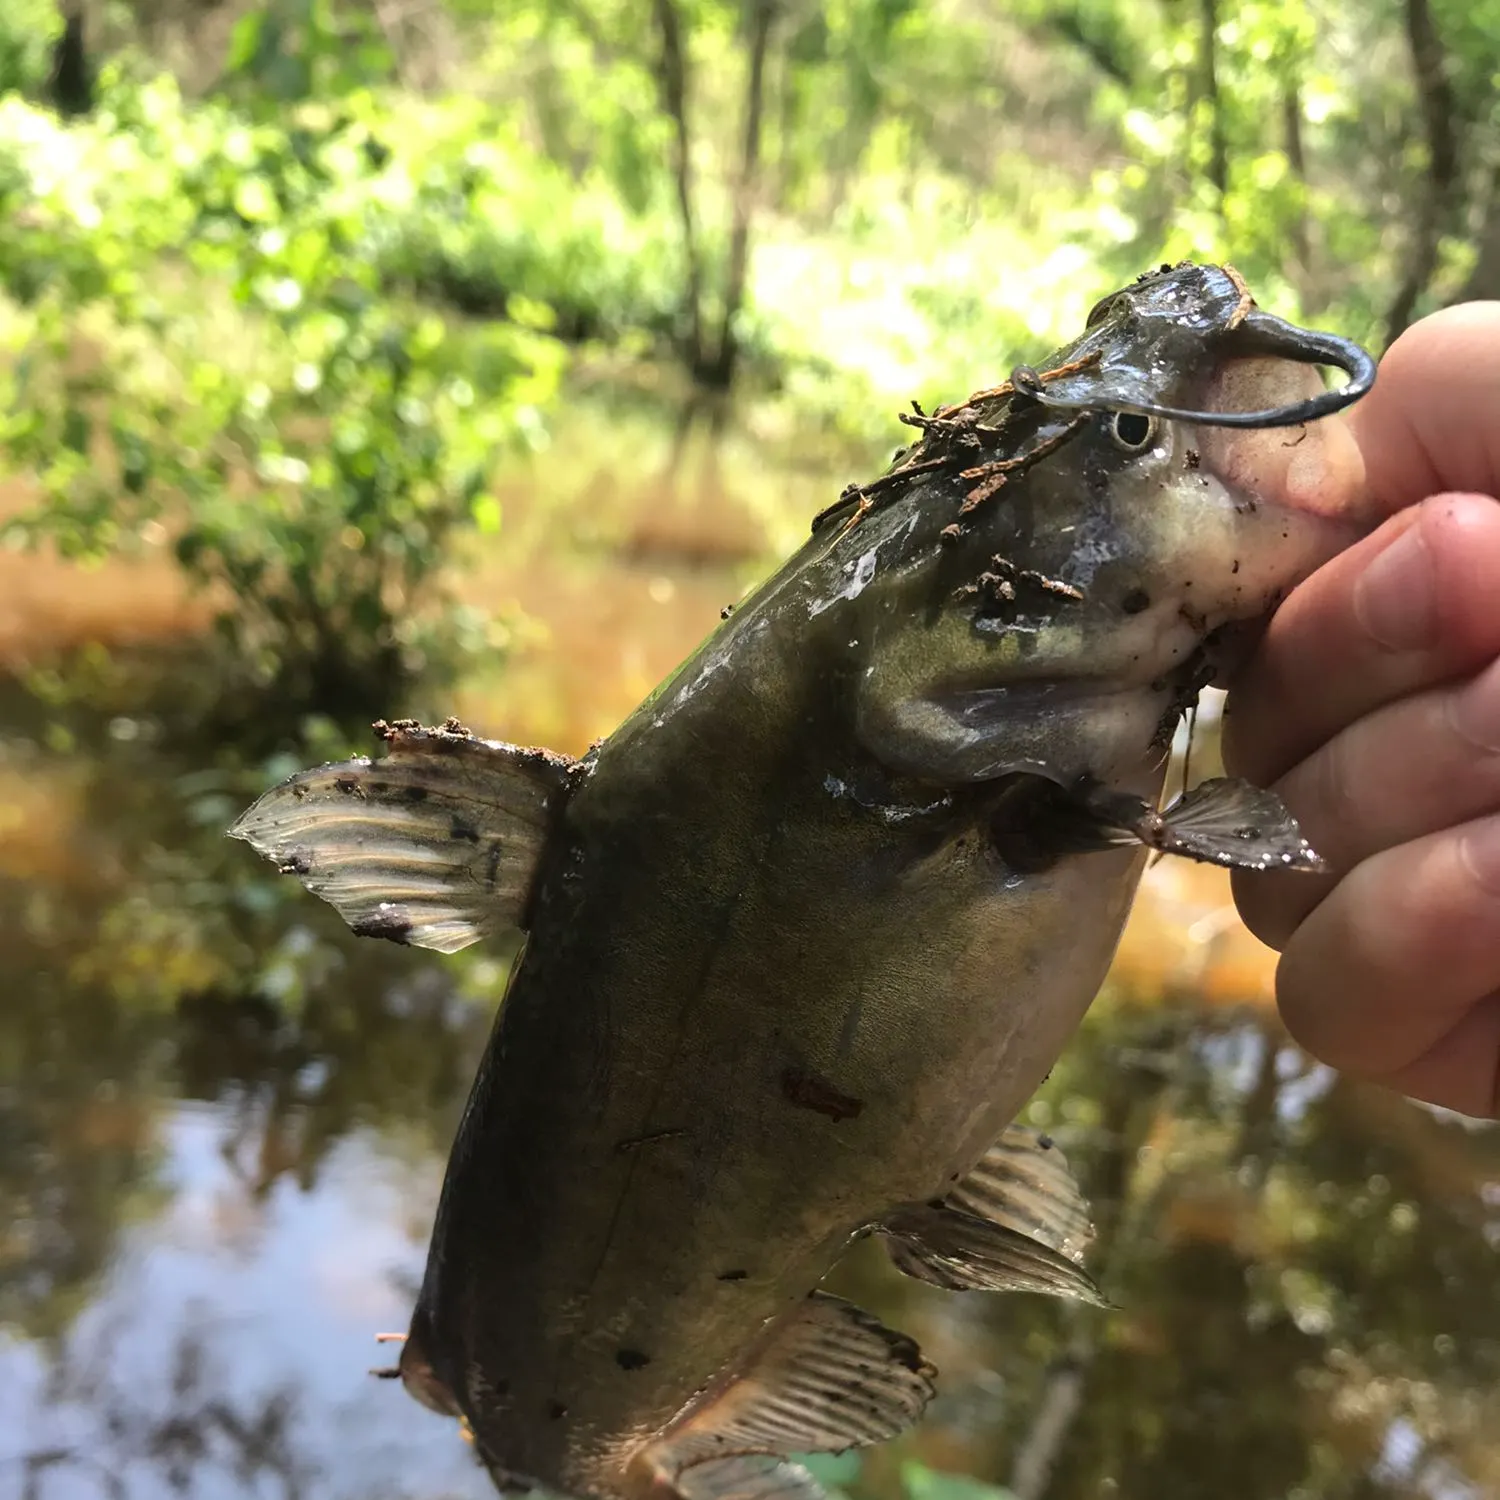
[1010,312,1377,430]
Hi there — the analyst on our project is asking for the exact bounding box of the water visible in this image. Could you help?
[2,397,1498,1500]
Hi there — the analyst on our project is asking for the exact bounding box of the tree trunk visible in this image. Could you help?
[1230,1023,1284,1193]
[1282,78,1313,294]
[1009,1348,1089,1500]
[705,0,777,390]
[650,0,707,375]
[48,4,93,118]
[1007,1019,1191,1500]
[1385,0,1460,344]
[1198,0,1227,198]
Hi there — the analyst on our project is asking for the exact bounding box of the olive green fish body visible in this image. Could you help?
[231,263,1378,1500]
[412,594,1149,1490]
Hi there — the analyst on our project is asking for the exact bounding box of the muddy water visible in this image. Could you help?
[2,398,1498,1500]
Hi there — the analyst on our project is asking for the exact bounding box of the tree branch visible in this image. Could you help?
[1199,0,1227,198]
[1460,162,1500,301]
[48,3,93,118]
[1281,77,1314,300]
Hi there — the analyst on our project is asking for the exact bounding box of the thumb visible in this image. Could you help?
[1351,302,1500,514]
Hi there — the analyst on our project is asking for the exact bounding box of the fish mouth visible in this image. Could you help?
[398,1331,465,1417]
[1009,263,1376,435]
[1012,309,1374,430]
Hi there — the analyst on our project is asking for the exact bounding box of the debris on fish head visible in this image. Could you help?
[796,261,1375,810]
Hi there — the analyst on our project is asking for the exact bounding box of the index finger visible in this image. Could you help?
[1223,493,1500,785]
[1350,301,1500,514]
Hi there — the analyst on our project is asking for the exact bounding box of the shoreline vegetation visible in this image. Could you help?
[2,0,1496,731]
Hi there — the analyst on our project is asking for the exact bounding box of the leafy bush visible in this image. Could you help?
[5,0,1492,733]
[0,0,59,99]
[364,100,685,346]
[0,79,565,719]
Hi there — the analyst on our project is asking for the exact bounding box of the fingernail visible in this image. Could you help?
[1461,815,1500,897]
[1353,524,1436,651]
[1450,660,1500,754]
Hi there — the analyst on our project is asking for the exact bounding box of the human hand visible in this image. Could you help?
[1223,302,1500,1119]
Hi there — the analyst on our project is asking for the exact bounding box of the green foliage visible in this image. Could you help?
[0,0,60,98]
[3,0,1499,718]
[795,1453,1020,1500]
[369,98,683,345]
[221,0,398,104]
[902,1463,1019,1500]
[0,78,565,716]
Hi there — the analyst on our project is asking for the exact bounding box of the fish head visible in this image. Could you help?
[843,261,1378,786]
[1012,261,1377,683]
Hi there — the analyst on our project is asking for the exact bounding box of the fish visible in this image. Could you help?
[230,262,1377,1500]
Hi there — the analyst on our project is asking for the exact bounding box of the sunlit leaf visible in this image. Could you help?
[472,494,502,534]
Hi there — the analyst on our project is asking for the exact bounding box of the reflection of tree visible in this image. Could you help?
[824,999,1500,1500]
[13,1314,311,1500]
[173,969,489,1203]
[2,724,491,1344]
[0,892,170,1344]
[7,708,1500,1500]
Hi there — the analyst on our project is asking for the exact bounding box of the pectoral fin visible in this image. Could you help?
[643,1292,934,1495]
[1079,776,1325,872]
[882,1125,1105,1306]
[229,718,576,952]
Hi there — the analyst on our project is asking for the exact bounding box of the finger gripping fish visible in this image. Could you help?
[231,263,1376,1500]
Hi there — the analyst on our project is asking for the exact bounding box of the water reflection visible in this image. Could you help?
[1,746,497,1497]
[2,1115,493,1500]
[2,398,1497,1500]
[827,1009,1500,1500]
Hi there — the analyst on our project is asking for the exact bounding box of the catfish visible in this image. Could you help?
[231,263,1377,1500]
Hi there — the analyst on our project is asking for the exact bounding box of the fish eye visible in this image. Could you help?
[1110,411,1157,452]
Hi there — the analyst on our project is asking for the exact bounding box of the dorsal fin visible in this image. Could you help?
[883,1124,1105,1305]
[229,717,575,953]
[644,1292,934,1488]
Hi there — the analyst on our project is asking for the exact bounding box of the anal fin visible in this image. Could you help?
[883,1124,1106,1306]
[229,717,576,952]
[643,1291,933,1494]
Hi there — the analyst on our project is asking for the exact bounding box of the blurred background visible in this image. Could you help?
[1,2,1498,1498]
